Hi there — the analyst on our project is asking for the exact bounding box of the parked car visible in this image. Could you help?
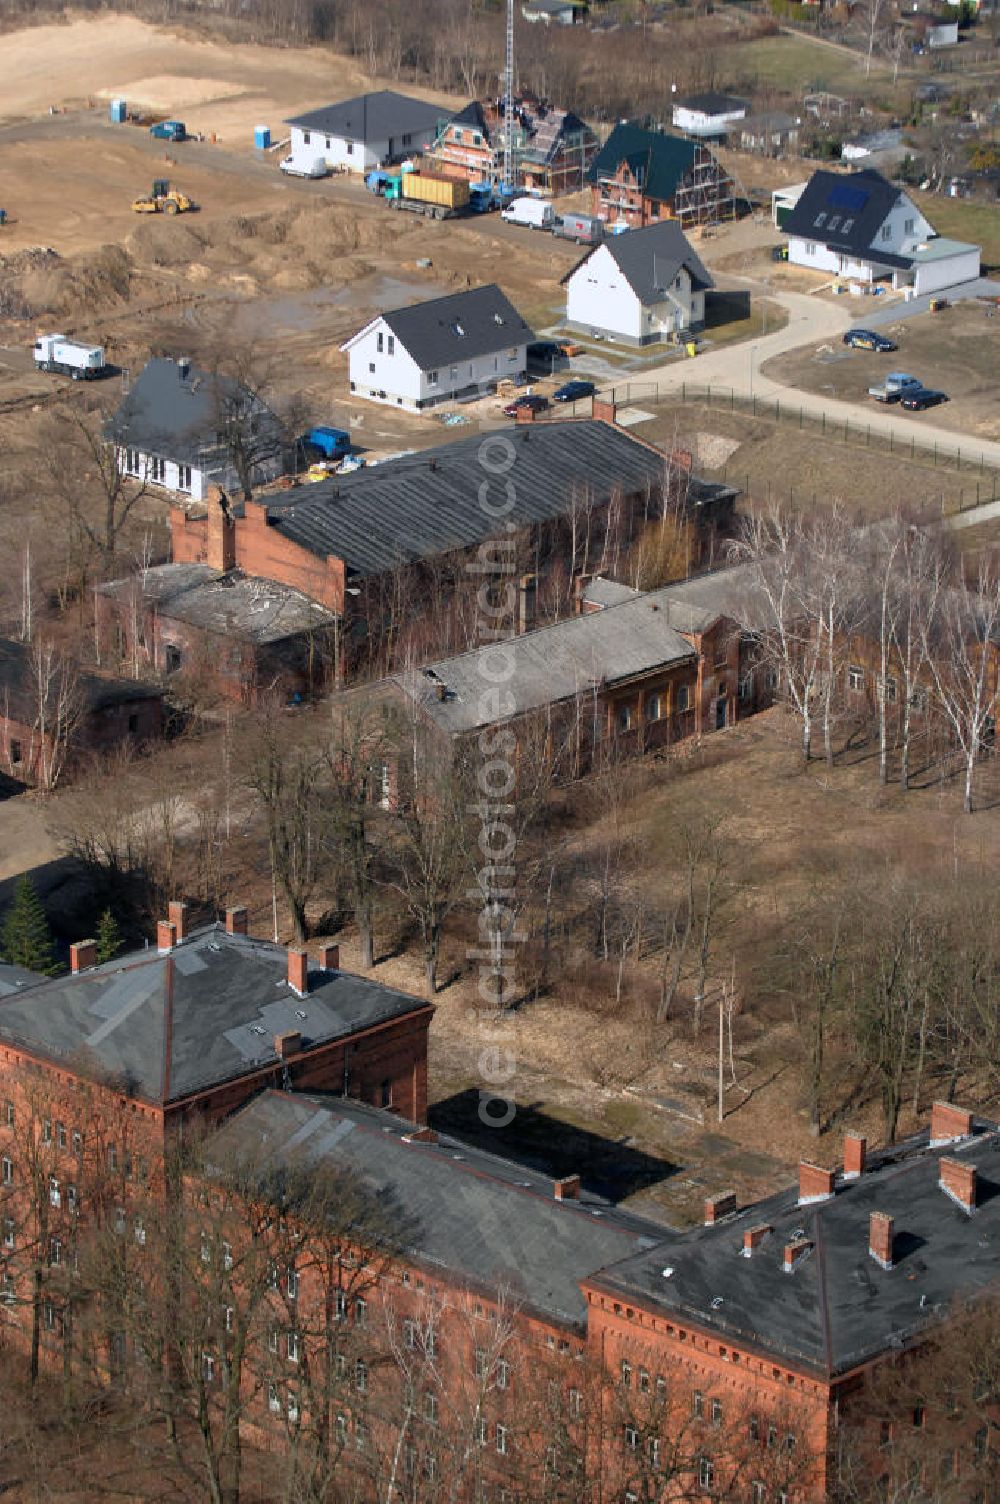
[280,156,328,178]
[553,379,596,403]
[503,393,549,417]
[899,387,949,410]
[843,328,897,352]
[868,372,923,403]
[149,120,186,141]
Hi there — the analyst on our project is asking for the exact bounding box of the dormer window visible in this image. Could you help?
[828,215,840,232]
[453,321,466,337]
[842,218,854,233]
[814,212,827,228]
[493,313,504,325]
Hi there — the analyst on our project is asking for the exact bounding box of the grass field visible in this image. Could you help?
[718,33,899,105]
[913,192,1000,273]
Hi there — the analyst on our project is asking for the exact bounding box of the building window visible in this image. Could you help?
[569,1387,582,1417]
[885,675,897,703]
[617,704,634,733]
[354,1296,367,1325]
[72,1131,82,1156]
[739,674,753,702]
[49,1237,62,1266]
[388,335,395,356]
[752,1485,765,1503]
[699,1457,714,1490]
[48,1176,60,1208]
[496,1424,508,1456]
[42,1119,52,1145]
[848,665,864,694]
[497,1358,510,1391]
[1,1272,14,1304]
[286,1268,298,1300]
[268,1383,281,1414]
[355,1359,367,1393]
[178,465,192,492]
[202,1352,215,1384]
[287,1331,300,1364]
[425,1390,438,1424]
[905,217,915,234]
[711,1398,723,1427]
[288,1390,300,1425]
[302,131,311,145]
[346,141,353,155]
[624,1424,639,1450]
[649,1437,661,1469]
[645,694,663,722]
[368,362,376,374]
[882,223,892,241]
[377,332,384,353]
[3,1101,12,1129]
[268,1327,279,1354]
[1,1157,12,1185]
[403,1318,417,1348]
[165,644,182,674]
[693,1390,704,1418]
[639,1368,650,1393]
[150,457,166,483]
[428,369,439,386]
[767,1425,778,1450]
[44,1300,57,1332]
[56,1122,66,1149]
[620,1359,632,1388]
[677,684,691,713]
[2,1218,14,1249]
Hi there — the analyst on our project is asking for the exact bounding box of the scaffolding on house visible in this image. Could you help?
[673,141,740,228]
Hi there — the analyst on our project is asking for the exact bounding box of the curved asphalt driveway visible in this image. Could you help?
[627,285,1000,471]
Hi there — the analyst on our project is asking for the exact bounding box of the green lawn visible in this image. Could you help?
[912,192,1000,273]
[717,34,903,107]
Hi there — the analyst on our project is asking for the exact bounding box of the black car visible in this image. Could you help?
[503,392,550,417]
[899,387,949,410]
[843,328,897,352]
[552,379,596,403]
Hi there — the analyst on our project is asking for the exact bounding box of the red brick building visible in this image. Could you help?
[428,97,597,196]
[588,123,736,230]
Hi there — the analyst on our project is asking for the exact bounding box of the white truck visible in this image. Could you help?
[33,334,107,380]
[501,196,555,230]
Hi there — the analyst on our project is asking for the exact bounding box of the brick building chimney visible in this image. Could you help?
[930,1102,973,1146]
[274,1030,301,1060]
[704,1191,737,1226]
[592,397,617,425]
[157,920,177,954]
[70,939,97,974]
[206,484,236,573]
[869,1212,894,1270]
[554,1175,581,1201]
[844,1134,867,1180]
[287,948,308,997]
[939,1157,977,1214]
[783,1237,812,1272]
[320,944,340,971]
[742,1223,772,1257]
[798,1162,835,1205]
[168,901,188,944]
[225,906,248,936]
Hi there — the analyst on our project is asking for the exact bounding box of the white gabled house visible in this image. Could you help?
[341,285,533,411]
[671,92,747,140]
[785,167,980,295]
[283,90,443,175]
[110,357,284,503]
[561,221,714,345]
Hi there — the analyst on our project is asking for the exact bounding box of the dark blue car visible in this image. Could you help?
[553,379,596,403]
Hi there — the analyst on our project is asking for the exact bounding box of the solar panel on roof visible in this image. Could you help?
[829,183,868,212]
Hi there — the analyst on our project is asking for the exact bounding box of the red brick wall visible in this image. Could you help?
[170,504,346,615]
[0,697,162,784]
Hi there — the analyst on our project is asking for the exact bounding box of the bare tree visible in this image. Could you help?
[924,554,1000,814]
[24,639,83,792]
[241,702,326,941]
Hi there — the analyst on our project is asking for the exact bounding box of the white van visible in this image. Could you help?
[280,156,328,179]
[501,196,555,230]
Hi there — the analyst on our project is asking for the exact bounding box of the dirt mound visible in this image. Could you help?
[7,243,132,319]
[126,219,208,268]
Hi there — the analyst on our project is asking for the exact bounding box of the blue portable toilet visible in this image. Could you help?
[109,98,127,124]
[254,124,271,150]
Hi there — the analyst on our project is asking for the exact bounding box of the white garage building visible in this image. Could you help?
[283,91,443,176]
[784,167,980,296]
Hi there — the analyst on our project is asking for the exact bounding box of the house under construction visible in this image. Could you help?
[588,123,740,230]
[428,95,598,196]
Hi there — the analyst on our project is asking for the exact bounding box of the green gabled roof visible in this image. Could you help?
[588,123,699,204]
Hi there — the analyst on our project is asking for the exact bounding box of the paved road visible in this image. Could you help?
[613,285,1000,470]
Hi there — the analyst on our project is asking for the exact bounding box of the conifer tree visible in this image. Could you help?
[1,876,59,976]
[96,907,124,965]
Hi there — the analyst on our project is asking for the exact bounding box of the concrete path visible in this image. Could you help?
[602,285,1000,471]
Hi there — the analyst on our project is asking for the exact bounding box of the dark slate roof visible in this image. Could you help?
[675,92,747,116]
[784,168,903,258]
[285,90,443,143]
[592,1118,1000,1378]
[389,583,698,736]
[267,420,676,578]
[0,963,45,999]
[98,565,336,645]
[0,926,430,1106]
[109,357,251,463]
[346,284,533,372]
[209,1090,669,1327]
[0,638,161,723]
[562,221,714,300]
[589,124,699,204]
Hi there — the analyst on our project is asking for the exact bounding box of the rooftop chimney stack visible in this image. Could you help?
[225,906,248,937]
[287,948,309,998]
[70,939,97,974]
[930,1101,973,1146]
[319,943,340,971]
[844,1134,867,1180]
[869,1211,894,1270]
[157,920,177,954]
[168,900,189,944]
[274,1030,301,1061]
[783,1237,812,1273]
[798,1162,835,1206]
[939,1157,977,1214]
[704,1191,737,1226]
[742,1223,772,1257]
[554,1175,581,1201]
[206,483,236,573]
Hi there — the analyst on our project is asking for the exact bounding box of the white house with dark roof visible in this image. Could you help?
[110,356,284,502]
[671,91,747,140]
[341,284,533,410]
[561,220,714,343]
[785,167,980,294]
[283,90,443,175]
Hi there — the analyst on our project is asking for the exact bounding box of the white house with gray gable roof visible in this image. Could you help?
[561,221,714,344]
[284,90,443,175]
[341,284,533,410]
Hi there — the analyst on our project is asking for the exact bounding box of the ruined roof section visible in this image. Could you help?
[98,565,336,644]
[0,926,429,1106]
[210,1089,668,1327]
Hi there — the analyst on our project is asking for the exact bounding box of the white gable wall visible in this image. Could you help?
[565,243,702,343]
[287,121,437,174]
[866,191,934,258]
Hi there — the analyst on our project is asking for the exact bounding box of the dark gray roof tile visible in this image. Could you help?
[285,91,443,144]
